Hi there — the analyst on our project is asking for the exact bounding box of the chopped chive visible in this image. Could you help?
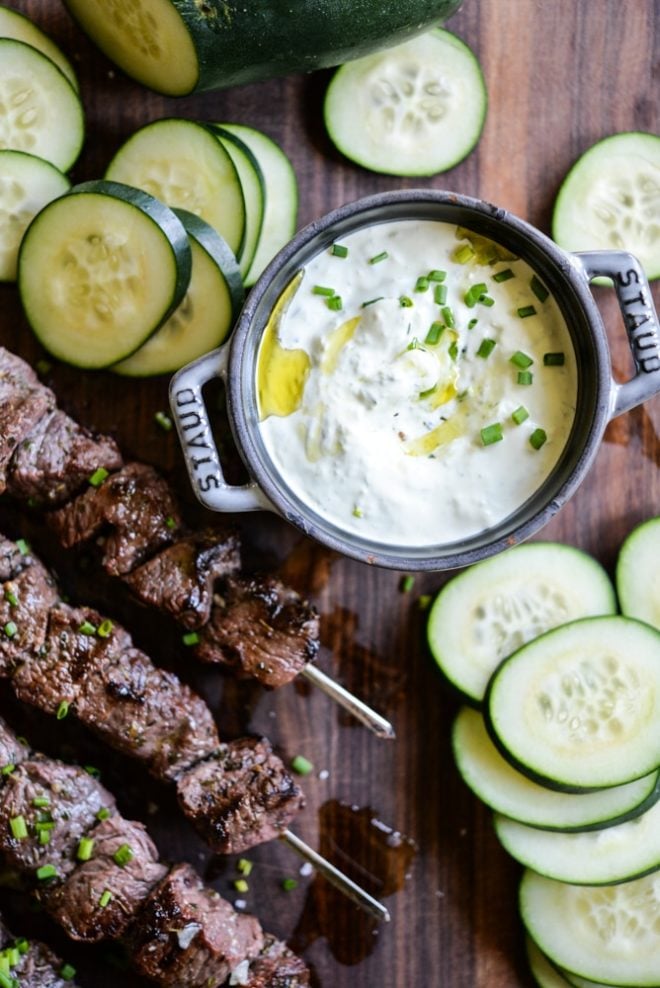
[361,296,384,308]
[465,282,488,307]
[154,411,172,432]
[165,515,177,530]
[369,251,388,265]
[96,808,111,822]
[352,506,363,518]
[406,338,419,351]
[512,406,530,425]
[59,964,76,981]
[282,878,298,891]
[15,539,29,556]
[517,371,534,386]
[312,285,335,297]
[467,318,478,330]
[97,619,114,638]
[434,284,448,305]
[510,351,534,369]
[440,306,455,329]
[454,244,474,264]
[330,244,348,258]
[477,338,496,359]
[479,294,495,307]
[480,423,504,446]
[425,322,445,345]
[182,631,200,646]
[1,765,15,776]
[84,765,101,778]
[32,797,50,808]
[15,939,29,955]
[531,275,549,302]
[419,385,437,399]
[530,428,548,450]
[327,295,343,311]
[113,843,134,868]
[0,972,10,988]
[4,590,18,607]
[238,858,253,876]
[517,305,537,319]
[9,816,27,840]
[39,829,51,845]
[418,594,432,610]
[234,878,249,893]
[78,620,97,636]
[427,269,446,283]
[56,700,69,720]
[99,889,113,908]
[400,575,415,593]
[89,467,109,487]
[3,622,17,639]
[36,864,58,881]
[291,755,314,776]
[415,276,429,292]
[493,268,515,283]
[543,352,565,366]
[399,296,413,308]
[77,837,95,862]
[448,341,459,361]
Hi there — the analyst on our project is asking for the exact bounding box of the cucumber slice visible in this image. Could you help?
[453,707,660,832]
[427,543,616,704]
[212,125,266,282]
[114,208,244,377]
[496,797,660,885]
[105,118,246,258]
[0,4,79,91]
[486,617,660,791]
[552,132,660,281]
[527,937,576,988]
[0,150,70,282]
[520,869,660,986]
[0,38,84,171]
[63,0,197,97]
[218,123,297,286]
[617,516,660,632]
[18,180,191,369]
[323,28,487,177]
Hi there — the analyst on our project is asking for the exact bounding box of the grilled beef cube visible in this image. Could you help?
[125,530,241,630]
[242,935,311,988]
[0,716,29,772]
[0,349,55,493]
[8,409,123,506]
[176,738,305,855]
[1,557,58,676]
[0,757,115,881]
[8,940,79,987]
[49,463,182,576]
[12,602,131,715]
[47,816,167,942]
[131,863,263,987]
[75,645,219,780]
[195,576,320,689]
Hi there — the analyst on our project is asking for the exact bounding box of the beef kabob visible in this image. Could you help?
[0,531,389,922]
[0,712,311,987]
[0,911,81,987]
[0,346,393,740]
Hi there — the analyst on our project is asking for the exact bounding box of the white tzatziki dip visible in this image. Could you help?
[256,220,577,547]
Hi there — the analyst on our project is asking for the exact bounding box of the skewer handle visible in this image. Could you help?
[301,664,396,739]
[282,829,391,923]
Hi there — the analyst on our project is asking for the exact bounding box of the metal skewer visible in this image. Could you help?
[282,829,390,923]
[301,663,396,740]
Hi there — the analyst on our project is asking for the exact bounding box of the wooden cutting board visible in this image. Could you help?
[0,1,658,985]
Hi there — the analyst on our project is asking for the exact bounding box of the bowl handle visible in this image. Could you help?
[169,346,272,514]
[573,250,660,418]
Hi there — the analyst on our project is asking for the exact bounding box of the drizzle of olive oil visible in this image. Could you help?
[455,227,517,265]
[257,271,311,419]
[321,316,361,374]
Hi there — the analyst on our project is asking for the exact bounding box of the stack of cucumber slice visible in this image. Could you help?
[0,6,82,281]
[15,111,297,374]
[429,520,660,987]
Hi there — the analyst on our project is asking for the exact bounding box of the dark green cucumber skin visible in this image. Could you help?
[69,0,462,94]
[172,207,245,317]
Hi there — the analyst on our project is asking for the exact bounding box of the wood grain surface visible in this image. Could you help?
[0,2,659,986]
